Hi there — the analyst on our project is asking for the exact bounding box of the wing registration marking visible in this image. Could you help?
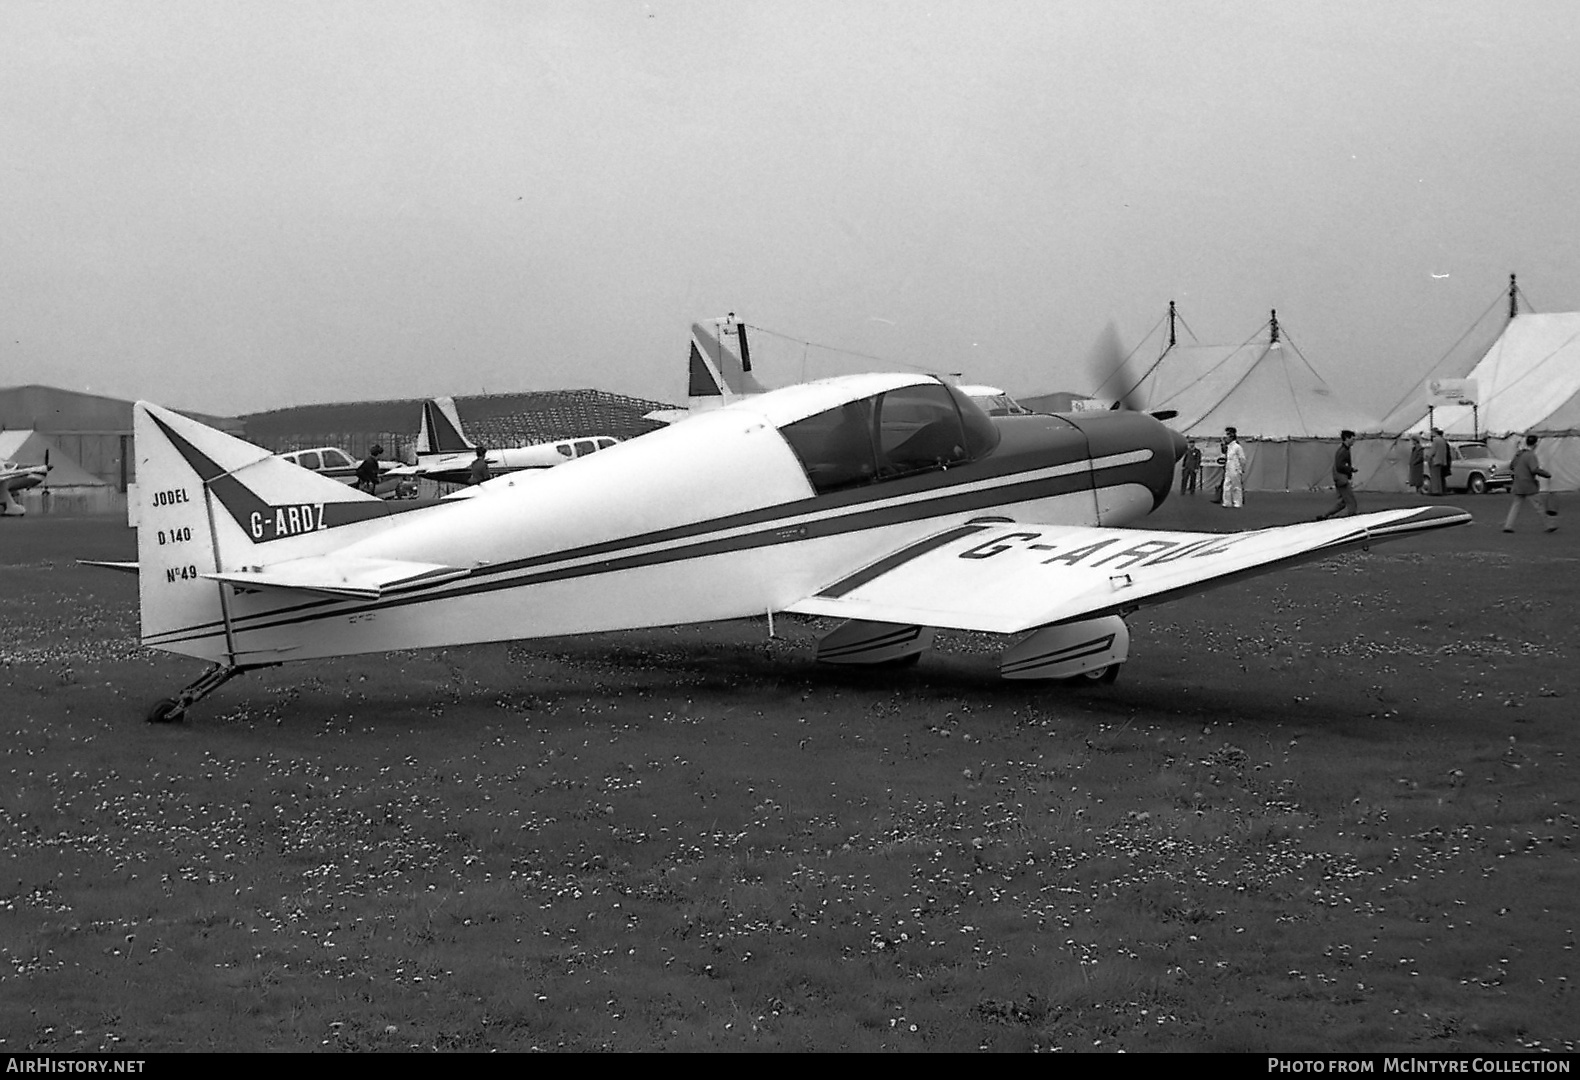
[956,529,1265,571]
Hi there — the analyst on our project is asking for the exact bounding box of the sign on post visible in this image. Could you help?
[1428,378,1478,407]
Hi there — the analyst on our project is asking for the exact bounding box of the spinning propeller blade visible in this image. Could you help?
[1086,322,1176,421]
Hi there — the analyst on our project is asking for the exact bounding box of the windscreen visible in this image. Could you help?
[780,382,1001,495]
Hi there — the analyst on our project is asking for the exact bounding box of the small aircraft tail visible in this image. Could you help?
[689,316,769,406]
[132,402,393,661]
[416,397,475,456]
[646,315,773,423]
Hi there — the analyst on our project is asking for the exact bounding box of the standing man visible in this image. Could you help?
[1503,434,1556,533]
[1407,435,1426,494]
[467,446,492,486]
[1181,442,1202,495]
[1210,437,1228,503]
[356,444,383,495]
[1429,428,1450,495]
[1317,429,1359,519]
[1222,427,1247,509]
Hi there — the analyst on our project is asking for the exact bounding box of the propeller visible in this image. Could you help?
[1085,322,1178,421]
[1085,321,1128,408]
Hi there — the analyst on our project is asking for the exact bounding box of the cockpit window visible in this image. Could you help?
[780,399,879,493]
[780,382,1001,495]
[875,384,971,475]
[943,384,1002,459]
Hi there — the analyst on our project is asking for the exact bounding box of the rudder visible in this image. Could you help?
[417,397,474,455]
[133,402,392,661]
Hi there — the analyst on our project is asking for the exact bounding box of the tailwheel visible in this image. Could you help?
[146,698,185,724]
[1070,663,1121,685]
[145,662,256,723]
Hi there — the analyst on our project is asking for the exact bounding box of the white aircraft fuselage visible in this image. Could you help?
[135,373,1182,666]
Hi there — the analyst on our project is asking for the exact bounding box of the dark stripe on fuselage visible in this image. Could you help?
[148,449,1162,648]
[145,414,1169,647]
[149,454,1155,647]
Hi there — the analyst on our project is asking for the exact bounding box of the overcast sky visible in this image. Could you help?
[4,0,1579,416]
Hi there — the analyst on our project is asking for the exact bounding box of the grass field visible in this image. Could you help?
[0,492,1575,1052]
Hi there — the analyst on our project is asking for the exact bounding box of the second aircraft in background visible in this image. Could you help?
[400,397,621,486]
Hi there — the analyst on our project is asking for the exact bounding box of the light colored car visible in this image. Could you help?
[279,446,419,499]
[1445,441,1513,495]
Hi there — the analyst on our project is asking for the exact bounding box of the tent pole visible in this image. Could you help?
[1509,274,1518,320]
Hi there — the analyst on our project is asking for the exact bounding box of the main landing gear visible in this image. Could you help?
[145,662,263,723]
[1068,662,1122,685]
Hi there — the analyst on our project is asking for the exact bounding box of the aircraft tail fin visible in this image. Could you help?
[132,402,393,661]
[417,397,475,456]
[687,317,769,409]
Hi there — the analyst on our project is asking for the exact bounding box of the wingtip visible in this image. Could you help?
[1366,504,1474,537]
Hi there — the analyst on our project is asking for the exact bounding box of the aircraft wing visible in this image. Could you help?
[203,555,471,600]
[1,463,47,486]
[786,506,1471,634]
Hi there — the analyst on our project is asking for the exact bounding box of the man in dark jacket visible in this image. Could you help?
[1180,443,1202,495]
[467,447,491,485]
[1503,434,1556,533]
[355,445,383,494]
[1429,429,1450,495]
[1317,430,1358,519]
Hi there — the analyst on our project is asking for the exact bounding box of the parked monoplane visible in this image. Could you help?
[277,446,417,499]
[401,397,620,485]
[1,453,50,516]
[106,365,1469,722]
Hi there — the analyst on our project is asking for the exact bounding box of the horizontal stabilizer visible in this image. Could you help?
[78,559,140,574]
[204,555,472,600]
[787,506,1472,634]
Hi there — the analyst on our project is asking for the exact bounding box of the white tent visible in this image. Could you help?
[0,430,114,513]
[1364,310,1580,491]
[1380,312,1580,438]
[1112,314,1377,491]
[1129,340,1375,439]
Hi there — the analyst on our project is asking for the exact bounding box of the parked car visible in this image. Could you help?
[1445,441,1513,495]
[279,446,419,499]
